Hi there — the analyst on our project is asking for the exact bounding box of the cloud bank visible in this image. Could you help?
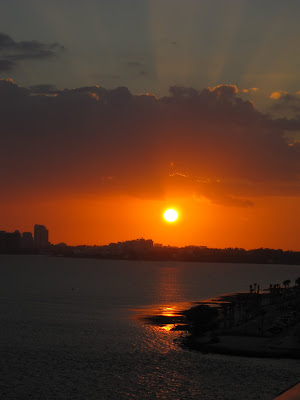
[0,79,299,206]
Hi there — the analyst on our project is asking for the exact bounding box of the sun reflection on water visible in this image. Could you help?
[131,265,192,332]
[162,307,177,317]
[161,324,176,331]
[155,266,185,304]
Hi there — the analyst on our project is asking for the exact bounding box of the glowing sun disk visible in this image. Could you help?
[164,209,178,222]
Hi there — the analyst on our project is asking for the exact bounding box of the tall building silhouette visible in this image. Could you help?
[34,224,49,249]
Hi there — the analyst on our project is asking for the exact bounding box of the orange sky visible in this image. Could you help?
[0,81,299,250]
[1,193,299,250]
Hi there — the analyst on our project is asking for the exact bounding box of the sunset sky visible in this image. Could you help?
[0,0,299,250]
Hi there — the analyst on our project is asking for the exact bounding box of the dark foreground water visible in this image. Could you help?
[0,255,300,400]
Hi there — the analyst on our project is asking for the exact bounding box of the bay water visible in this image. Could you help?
[1,255,300,399]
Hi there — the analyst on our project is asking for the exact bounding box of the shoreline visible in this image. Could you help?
[141,288,300,359]
[186,289,300,359]
[1,252,300,266]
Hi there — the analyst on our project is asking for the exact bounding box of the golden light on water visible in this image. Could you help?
[162,306,177,317]
[164,209,178,222]
[161,324,175,331]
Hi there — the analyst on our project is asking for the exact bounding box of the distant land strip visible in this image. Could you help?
[1,236,300,265]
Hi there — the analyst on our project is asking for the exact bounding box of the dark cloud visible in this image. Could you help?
[0,59,15,71]
[0,80,299,206]
[0,33,64,71]
[271,93,300,115]
[30,84,57,94]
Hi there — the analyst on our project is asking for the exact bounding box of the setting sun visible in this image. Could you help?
[164,209,178,222]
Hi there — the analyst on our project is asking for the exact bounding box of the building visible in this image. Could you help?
[0,230,21,251]
[0,231,6,251]
[34,225,49,249]
[22,232,34,249]
[108,238,153,256]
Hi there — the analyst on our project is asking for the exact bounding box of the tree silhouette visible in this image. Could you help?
[283,279,291,289]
